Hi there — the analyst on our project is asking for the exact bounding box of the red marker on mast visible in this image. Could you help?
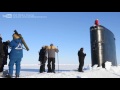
[94,19,99,26]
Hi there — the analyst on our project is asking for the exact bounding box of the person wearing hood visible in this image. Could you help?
[6,33,23,78]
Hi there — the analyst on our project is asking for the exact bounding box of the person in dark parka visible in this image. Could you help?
[0,35,5,73]
[78,48,86,72]
[38,46,47,73]
[0,41,9,72]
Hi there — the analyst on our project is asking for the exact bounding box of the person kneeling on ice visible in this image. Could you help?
[5,33,23,78]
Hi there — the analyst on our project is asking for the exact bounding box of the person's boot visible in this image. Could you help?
[5,74,12,78]
[39,68,44,73]
[2,70,8,77]
[52,69,55,73]
[47,67,52,73]
[15,75,19,78]
[40,70,44,73]
[79,70,84,72]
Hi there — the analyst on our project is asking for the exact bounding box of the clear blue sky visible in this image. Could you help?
[0,12,120,65]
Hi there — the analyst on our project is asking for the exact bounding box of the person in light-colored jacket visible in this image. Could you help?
[47,44,59,73]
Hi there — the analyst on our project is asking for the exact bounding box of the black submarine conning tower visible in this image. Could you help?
[90,19,117,67]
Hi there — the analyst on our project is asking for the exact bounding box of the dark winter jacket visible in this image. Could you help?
[9,38,23,59]
[0,38,5,66]
[39,48,47,61]
[3,42,9,56]
[78,50,86,62]
[3,42,9,65]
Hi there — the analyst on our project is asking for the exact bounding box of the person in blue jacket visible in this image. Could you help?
[6,33,23,78]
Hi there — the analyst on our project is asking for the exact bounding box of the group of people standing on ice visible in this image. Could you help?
[0,33,23,78]
[0,32,86,78]
[38,44,86,73]
[38,44,59,73]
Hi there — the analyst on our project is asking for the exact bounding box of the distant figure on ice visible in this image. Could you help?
[47,44,59,73]
[5,33,23,78]
[0,35,5,76]
[78,48,86,72]
[38,46,48,73]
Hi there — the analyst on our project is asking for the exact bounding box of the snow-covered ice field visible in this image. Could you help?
[1,61,120,78]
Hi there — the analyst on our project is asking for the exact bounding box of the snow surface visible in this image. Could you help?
[1,61,120,78]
